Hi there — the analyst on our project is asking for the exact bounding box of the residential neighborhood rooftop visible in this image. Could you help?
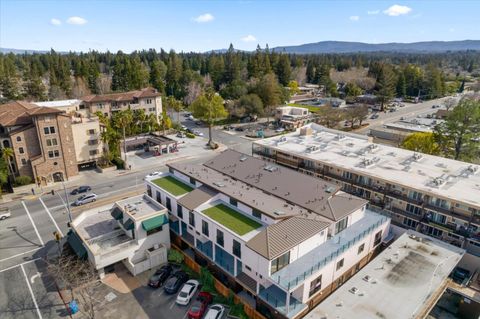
[33,99,82,108]
[254,123,480,208]
[116,194,166,221]
[152,175,193,197]
[304,230,465,319]
[202,202,262,236]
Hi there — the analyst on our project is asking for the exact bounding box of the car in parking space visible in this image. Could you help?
[275,127,286,132]
[145,171,161,179]
[204,304,226,319]
[195,121,203,126]
[187,291,213,319]
[370,113,379,119]
[184,113,192,118]
[0,208,11,220]
[74,193,98,206]
[176,279,200,305]
[70,185,92,195]
[193,130,204,137]
[148,264,173,288]
[234,126,245,132]
[164,270,189,294]
[176,132,186,138]
[181,124,187,130]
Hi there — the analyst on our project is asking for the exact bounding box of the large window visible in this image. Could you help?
[146,225,163,236]
[406,203,422,216]
[189,212,195,227]
[229,197,238,207]
[44,126,56,134]
[88,139,98,145]
[156,192,162,204]
[202,220,209,237]
[166,197,171,211]
[309,274,322,297]
[403,217,418,228]
[357,243,365,255]
[374,230,382,246]
[19,147,24,154]
[177,204,183,219]
[46,138,58,147]
[252,209,262,220]
[270,251,290,274]
[408,190,423,201]
[216,230,224,247]
[48,150,60,158]
[335,217,349,235]
[232,240,241,258]
[336,258,344,271]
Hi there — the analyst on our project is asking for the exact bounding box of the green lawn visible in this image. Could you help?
[202,203,262,236]
[288,103,321,113]
[152,176,193,196]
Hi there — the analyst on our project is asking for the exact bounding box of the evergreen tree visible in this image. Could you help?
[276,54,291,86]
[396,71,407,97]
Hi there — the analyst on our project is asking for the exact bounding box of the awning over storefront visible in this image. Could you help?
[67,230,87,259]
[123,218,135,230]
[110,207,123,220]
[142,214,168,231]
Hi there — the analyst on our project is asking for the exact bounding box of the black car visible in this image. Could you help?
[148,264,173,288]
[164,270,189,294]
[70,186,92,195]
[234,126,245,132]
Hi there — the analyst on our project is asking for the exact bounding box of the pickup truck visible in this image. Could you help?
[0,208,11,220]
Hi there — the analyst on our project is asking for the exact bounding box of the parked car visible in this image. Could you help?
[145,171,161,179]
[181,125,188,130]
[204,304,226,319]
[223,125,234,131]
[234,126,245,132]
[70,186,91,195]
[176,279,200,305]
[188,115,194,121]
[148,264,173,288]
[184,113,192,118]
[0,208,11,220]
[195,121,203,126]
[74,193,98,206]
[187,292,213,319]
[164,270,189,294]
[176,132,186,138]
[193,130,204,137]
[275,127,286,132]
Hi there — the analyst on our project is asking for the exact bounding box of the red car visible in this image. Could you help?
[187,291,213,319]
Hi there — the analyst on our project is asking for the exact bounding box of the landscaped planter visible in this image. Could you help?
[96,166,117,173]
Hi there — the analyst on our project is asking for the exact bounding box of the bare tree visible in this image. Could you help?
[72,77,91,98]
[317,105,345,128]
[345,104,369,129]
[46,255,99,319]
[444,97,457,111]
[184,81,202,106]
[96,74,112,94]
[292,67,307,85]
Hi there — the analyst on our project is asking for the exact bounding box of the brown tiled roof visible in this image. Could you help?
[0,101,62,127]
[246,217,330,260]
[177,186,217,211]
[82,87,161,103]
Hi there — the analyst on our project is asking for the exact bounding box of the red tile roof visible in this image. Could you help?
[82,87,161,103]
[0,101,62,127]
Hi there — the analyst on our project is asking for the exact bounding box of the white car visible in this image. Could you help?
[145,171,161,179]
[193,130,204,137]
[176,279,199,305]
[0,208,11,220]
[275,127,285,132]
[74,193,98,206]
[204,304,226,319]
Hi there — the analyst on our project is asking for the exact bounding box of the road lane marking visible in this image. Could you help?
[39,197,64,237]
[21,201,44,246]
[30,272,41,284]
[169,300,176,309]
[21,263,44,319]
[0,247,42,263]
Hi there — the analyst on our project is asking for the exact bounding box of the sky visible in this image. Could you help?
[1,0,479,53]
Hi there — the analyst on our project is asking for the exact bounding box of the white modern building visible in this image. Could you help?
[146,150,391,319]
[305,230,465,319]
[275,106,312,130]
[252,123,480,257]
[69,194,170,277]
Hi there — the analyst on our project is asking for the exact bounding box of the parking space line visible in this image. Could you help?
[21,201,44,246]
[169,301,176,309]
[0,247,42,263]
[21,263,44,319]
[39,197,64,237]
[0,258,42,273]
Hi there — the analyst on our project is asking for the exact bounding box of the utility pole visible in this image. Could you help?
[62,182,72,223]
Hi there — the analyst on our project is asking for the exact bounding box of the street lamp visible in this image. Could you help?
[62,182,72,223]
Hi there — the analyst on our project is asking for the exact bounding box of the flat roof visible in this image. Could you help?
[33,99,82,107]
[305,230,465,319]
[254,123,480,208]
[116,194,166,221]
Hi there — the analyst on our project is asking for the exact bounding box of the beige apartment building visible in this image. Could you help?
[253,123,480,257]
[81,87,162,119]
[0,101,78,184]
[70,117,104,169]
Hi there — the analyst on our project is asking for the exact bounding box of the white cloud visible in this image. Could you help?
[241,34,257,42]
[50,18,61,26]
[66,16,88,25]
[367,10,380,15]
[383,4,412,16]
[349,15,360,21]
[193,13,214,23]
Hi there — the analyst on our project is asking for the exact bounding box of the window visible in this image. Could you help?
[156,192,162,204]
[166,197,171,211]
[87,129,96,135]
[357,243,365,254]
[19,147,24,154]
[147,185,152,197]
[146,225,163,236]
[406,203,422,216]
[46,138,58,147]
[431,212,447,225]
[232,240,241,258]
[252,209,262,219]
[216,229,224,247]
[374,230,382,246]
[230,197,238,207]
[335,217,349,234]
[88,139,98,145]
[336,258,344,270]
[309,274,322,297]
[408,190,423,201]
[16,136,21,142]
[21,158,27,165]
[54,150,59,157]
[146,98,152,104]
[89,150,99,156]
[44,126,56,134]
[169,167,174,174]
[270,251,290,274]
[96,103,104,108]
[189,211,195,227]
[48,150,60,158]
[189,177,196,185]
[202,220,209,237]
[425,225,443,238]
[403,217,418,228]
[177,204,183,218]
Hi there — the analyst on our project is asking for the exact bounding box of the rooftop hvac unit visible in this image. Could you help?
[467,165,479,174]
[239,155,248,162]
[264,165,278,172]
[306,145,320,153]
[432,177,446,187]
[335,134,346,141]
[213,181,225,187]
[412,153,423,161]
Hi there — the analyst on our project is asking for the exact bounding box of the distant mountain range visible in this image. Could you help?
[272,40,480,54]
[2,40,480,55]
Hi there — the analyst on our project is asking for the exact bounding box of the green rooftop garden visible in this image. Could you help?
[202,203,262,236]
[153,176,193,196]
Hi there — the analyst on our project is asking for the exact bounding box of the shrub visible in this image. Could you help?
[15,175,32,186]
[186,132,195,139]
[167,249,184,264]
[111,157,125,169]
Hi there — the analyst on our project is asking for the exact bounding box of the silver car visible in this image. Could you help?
[74,193,98,206]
